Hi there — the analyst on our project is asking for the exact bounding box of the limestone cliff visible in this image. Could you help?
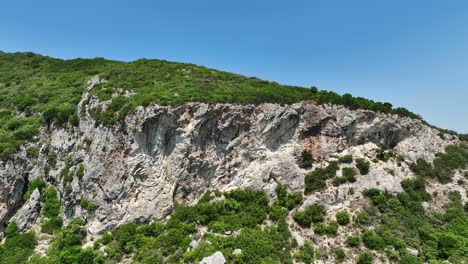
[0,76,462,239]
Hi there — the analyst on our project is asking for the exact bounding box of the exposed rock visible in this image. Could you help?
[0,97,459,234]
[232,248,242,255]
[200,251,226,264]
[189,239,199,251]
[14,188,41,233]
[406,247,419,256]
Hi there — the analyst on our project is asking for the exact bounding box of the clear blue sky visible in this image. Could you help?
[1,0,467,133]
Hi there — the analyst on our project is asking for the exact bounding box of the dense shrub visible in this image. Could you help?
[336,210,350,225]
[293,204,326,227]
[357,251,374,264]
[80,198,98,211]
[432,144,468,183]
[23,178,46,201]
[75,164,85,179]
[294,242,315,264]
[338,154,353,163]
[356,158,371,175]
[300,149,314,169]
[335,248,346,261]
[356,211,371,226]
[314,221,339,236]
[304,161,339,193]
[41,217,63,234]
[41,186,62,234]
[342,167,357,182]
[4,222,18,238]
[346,235,361,247]
[0,231,37,263]
[410,159,433,177]
[275,182,303,210]
[362,230,386,251]
[43,187,61,218]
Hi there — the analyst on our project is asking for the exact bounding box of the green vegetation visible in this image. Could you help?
[346,235,361,247]
[0,231,37,263]
[314,221,339,236]
[23,178,46,201]
[304,161,339,193]
[333,167,357,186]
[275,182,303,210]
[75,164,84,179]
[294,242,316,264]
[334,248,346,261]
[1,166,467,264]
[293,204,326,228]
[356,158,371,175]
[410,144,468,183]
[357,251,374,264]
[79,198,98,211]
[362,230,386,251]
[41,186,63,234]
[0,51,428,161]
[354,176,468,263]
[300,149,314,169]
[338,154,353,163]
[336,210,350,225]
[4,222,18,238]
[60,155,74,184]
[18,188,298,263]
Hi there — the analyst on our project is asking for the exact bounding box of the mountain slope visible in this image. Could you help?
[0,52,467,264]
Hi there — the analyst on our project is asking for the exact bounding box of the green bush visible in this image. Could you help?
[432,144,468,183]
[342,167,357,182]
[23,178,46,201]
[356,211,371,226]
[356,158,371,175]
[346,235,361,247]
[314,221,339,236]
[80,198,98,211]
[0,231,37,263]
[275,182,303,210]
[75,164,85,179]
[338,154,353,163]
[43,187,60,218]
[335,248,346,261]
[410,159,433,177]
[4,222,18,237]
[294,242,315,264]
[304,161,339,193]
[293,204,326,227]
[336,210,350,225]
[41,217,63,234]
[300,149,314,169]
[357,251,373,264]
[362,230,386,251]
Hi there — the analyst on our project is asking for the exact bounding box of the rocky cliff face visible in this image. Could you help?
[0,77,460,238]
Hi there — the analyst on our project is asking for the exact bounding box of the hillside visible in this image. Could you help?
[1,51,438,161]
[0,52,467,264]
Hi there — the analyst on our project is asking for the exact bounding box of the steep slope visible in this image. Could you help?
[0,52,467,264]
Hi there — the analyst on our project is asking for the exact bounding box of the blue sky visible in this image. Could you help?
[1,0,467,132]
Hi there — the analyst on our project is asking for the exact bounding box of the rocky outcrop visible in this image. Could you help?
[14,189,41,233]
[200,251,226,264]
[0,77,459,234]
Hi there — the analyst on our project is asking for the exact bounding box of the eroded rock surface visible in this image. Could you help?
[0,80,459,234]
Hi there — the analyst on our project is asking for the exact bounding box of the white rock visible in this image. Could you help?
[200,251,226,264]
[14,188,41,233]
[406,247,419,256]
